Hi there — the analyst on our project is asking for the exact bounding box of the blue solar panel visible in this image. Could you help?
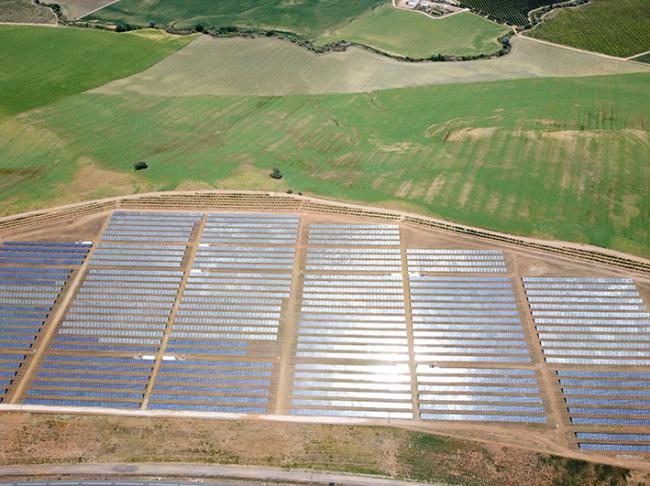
[149,403,266,413]
[22,398,139,409]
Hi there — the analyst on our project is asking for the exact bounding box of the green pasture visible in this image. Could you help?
[314,7,510,58]
[0,25,193,116]
[526,0,650,57]
[1,73,648,256]
[87,0,385,39]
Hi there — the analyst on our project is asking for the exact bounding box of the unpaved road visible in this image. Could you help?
[0,464,445,486]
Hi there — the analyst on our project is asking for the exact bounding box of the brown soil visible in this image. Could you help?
[0,413,646,486]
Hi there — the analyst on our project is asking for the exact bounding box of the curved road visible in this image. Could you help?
[0,464,445,486]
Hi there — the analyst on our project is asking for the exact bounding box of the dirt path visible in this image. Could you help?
[0,463,446,486]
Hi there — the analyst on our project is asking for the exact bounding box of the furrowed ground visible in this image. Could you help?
[0,0,55,23]
[0,26,194,116]
[313,6,510,58]
[54,0,120,20]
[0,413,645,486]
[94,35,649,96]
[1,72,648,257]
[525,0,650,57]
[459,0,556,26]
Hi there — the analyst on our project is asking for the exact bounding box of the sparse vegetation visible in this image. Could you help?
[0,413,643,486]
[0,0,56,24]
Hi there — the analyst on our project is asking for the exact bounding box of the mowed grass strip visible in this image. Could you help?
[1,73,649,257]
[526,0,650,57]
[0,25,193,116]
[88,0,385,39]
[315,6,510,58]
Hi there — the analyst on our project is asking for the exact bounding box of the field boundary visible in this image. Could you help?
[1,190,649,274]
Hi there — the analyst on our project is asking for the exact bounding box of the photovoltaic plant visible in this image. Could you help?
[524,277,650,452]
[0,244,89,402]
[417,366,546,423]
[23,355,153,409]
[148,213,299,413]
[50,268,183,354]
[409,275,531,364]
[523,277,650,366]
[291,223,413,419]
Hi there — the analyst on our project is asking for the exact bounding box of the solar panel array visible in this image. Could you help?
[50,268,183,354]
[23,355,152,409]
[297,274,408,362]
[291,363,412,419]
[308,224,400,246]
[409,276,530,363]
[101,211,201,242]
[201,214,299,245]
[6,211,650,457]
[524,277,650,366]
[292,223,412,419]
[558,370,650,428]
[149,213,297,413]
[0,353,25,402]
[90,244,188,268]
[0,241,90,266]
[0,267,72,352]
[417,366,546,423]
[407,249,507,273]
[577,433,650,452]
[148,358,273,413]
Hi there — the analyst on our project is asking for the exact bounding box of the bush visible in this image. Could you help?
[195,24,205,33]
[269,168,282,180]
[134,161,148,171]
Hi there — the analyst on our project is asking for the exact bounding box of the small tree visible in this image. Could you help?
[269,168,282,180]
[195,23,205,33]
[134,161,148,171]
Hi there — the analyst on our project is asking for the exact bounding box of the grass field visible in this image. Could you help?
[0,0,55,23]
[95,36,649,96]
[0,26,193,116]
[314,6,510,58]
[632,53,650,64]
[87,0,385,39]
[459,0,556,26]
[1,72,649,257]
[526,0,650,57]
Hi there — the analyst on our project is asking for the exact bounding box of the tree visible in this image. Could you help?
[134,161,148,171]
[195,24,205,33]
[269,168,282,180]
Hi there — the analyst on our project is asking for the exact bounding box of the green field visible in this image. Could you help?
[0,26,193,116]
[633,52,650,64]
[87,0,385,39]
[1,72,649,256]
[315,6,510,58]
[526,0,650,57]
